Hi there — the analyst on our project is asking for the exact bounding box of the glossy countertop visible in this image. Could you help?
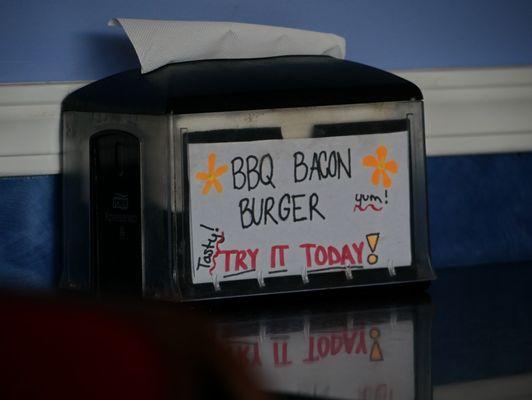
[209,263,532,399]
[2,263,531,400]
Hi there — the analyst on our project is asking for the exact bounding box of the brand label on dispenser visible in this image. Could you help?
[187,130,412,285]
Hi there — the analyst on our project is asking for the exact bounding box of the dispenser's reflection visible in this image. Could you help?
[216,296,432,400]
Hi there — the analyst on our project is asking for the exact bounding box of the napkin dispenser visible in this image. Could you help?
[61,55,434,300]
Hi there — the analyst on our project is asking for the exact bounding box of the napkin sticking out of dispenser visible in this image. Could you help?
[109,18,346,73]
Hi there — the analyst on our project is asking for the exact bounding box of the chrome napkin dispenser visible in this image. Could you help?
[61,55,434,301]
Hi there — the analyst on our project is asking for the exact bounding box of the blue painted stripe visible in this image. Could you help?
[0,175,61,290]
[427,153,532,267]
[1,153,531,290]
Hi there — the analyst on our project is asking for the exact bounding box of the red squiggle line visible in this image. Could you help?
[354,204,383,212]
[209,232,225,275]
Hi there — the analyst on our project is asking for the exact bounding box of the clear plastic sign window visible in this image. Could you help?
[185,122,412,288]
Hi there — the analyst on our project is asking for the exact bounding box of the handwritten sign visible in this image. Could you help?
[187,130,411,285]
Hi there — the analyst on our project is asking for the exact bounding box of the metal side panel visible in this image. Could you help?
[61,111,176,300]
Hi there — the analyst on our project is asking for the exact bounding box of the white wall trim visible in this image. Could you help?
[0,82,85,176]
[434,372,532,400]
[396,66,532,157]
[1,66,532,176]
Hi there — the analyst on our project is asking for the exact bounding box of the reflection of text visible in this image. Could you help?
[229,328,370,367]
[303,330,367,363]
[359,384,394,400]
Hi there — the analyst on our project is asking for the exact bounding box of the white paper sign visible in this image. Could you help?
[187,131,411,285]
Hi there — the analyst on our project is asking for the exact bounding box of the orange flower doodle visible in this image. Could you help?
[362,145,398,188]
[195,153,228,195]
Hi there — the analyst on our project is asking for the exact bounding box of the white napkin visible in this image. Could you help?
[110,18,346,74]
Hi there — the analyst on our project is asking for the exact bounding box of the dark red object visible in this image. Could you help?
[0,294,266,400]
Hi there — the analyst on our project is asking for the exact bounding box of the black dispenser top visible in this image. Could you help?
[63,55,422,115]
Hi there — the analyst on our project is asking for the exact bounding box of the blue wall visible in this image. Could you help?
[1,0,532,83]
[2,154,532,290]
